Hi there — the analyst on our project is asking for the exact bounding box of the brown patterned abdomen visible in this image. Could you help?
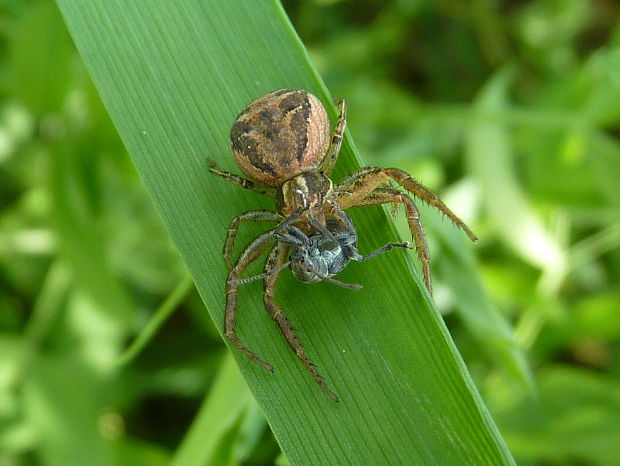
[230,89,331,186]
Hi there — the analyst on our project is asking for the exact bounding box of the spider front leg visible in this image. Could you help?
[223,210,280,270]
[336,166,478,242]
[225,231,277,371]
[349,187,433,293]
[319,98,347,176]
[263,241,340,402]
[224,210,309,370]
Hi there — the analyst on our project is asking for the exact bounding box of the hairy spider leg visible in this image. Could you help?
[263,242,340,402]
[320,98,347,176]
[336,185,432,293]
[225,230,277,372]
[223,210,280,270]
[336,166,478,242]
[207,158,276,198]
[224,209,312,370]
[358,188,431,292]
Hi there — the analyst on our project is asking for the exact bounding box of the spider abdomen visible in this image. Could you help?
[230,89,331,186]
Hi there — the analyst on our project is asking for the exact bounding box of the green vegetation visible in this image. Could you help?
[1,0,618,465]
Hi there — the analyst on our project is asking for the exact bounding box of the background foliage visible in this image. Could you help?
[1,0,619,465]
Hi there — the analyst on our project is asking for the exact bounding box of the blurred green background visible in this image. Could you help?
[1,0,619,464]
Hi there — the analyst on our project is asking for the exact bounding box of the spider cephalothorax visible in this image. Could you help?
[209,89,477,401]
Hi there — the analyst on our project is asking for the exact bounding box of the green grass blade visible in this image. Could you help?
[423,203,534,392]
[55,0,514,463]
[171,353,251,466]
[117,275,194,367]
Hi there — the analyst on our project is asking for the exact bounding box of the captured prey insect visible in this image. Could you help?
[232,204,410,291]
[209,89,477,401]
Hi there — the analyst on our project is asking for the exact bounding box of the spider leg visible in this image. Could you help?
[224,210,309,371]
[335,167,477,242]
[225,231,277,371]
[223,210,280,270]
[346,187,433,294]
[383,168,478,242]
[263,242,340,402]
[208,159,276,198]
[319,98,347,175]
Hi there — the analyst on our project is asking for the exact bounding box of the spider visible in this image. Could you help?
[209,89,477,401]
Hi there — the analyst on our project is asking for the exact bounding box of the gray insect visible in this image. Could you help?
[276,209,409,289]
